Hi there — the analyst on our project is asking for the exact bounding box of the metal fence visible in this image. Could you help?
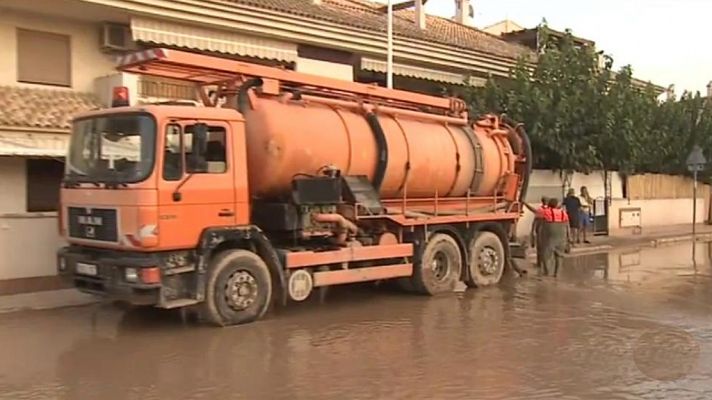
[137,76,197,100]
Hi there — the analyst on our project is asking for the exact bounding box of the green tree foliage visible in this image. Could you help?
[465,24,712,176]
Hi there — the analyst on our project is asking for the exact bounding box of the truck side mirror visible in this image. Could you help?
[188,123,209,172]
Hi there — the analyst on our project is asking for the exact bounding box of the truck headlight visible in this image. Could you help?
[125,268,139,282]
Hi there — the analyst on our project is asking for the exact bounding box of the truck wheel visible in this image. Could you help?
[466,231,505,287]
[412,233,462,295]
[203,249,272,326]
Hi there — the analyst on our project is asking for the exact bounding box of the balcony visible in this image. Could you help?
[94,73,198,107]
[137,76,197,102]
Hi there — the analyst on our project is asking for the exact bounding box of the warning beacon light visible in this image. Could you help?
[111,86,130,107]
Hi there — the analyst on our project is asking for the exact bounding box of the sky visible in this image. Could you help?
[413,0,711,94]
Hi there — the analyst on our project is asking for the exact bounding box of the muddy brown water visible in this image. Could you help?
[2,241,712,400]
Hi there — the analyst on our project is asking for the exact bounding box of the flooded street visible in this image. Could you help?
[2,241,712,400]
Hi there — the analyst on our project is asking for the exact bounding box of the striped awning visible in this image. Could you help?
[360,57,486,87]
[131,17,298,62]
[0,131,68,157]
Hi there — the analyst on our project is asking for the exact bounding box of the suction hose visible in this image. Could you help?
[237,78,264,113]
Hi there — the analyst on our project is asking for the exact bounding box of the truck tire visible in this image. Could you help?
[202,249,273,326]
[412,233,462,295]
[466,231,505,287]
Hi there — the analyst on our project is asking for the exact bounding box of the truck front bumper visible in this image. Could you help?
[57,246,163,305]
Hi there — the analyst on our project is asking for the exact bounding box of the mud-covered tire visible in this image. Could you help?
[412,233,463,295]
[202,250,272,327]
[466,231,505,287]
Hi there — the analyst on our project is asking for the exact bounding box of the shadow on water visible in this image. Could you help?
[1,242,712,399]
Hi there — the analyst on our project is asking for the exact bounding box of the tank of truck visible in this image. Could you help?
[243,95,516,199]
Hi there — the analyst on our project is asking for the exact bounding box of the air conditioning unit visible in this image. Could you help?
[100,22,135,52]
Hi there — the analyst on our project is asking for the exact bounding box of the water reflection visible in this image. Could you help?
[561,241,712,284]
[0,242,712,399]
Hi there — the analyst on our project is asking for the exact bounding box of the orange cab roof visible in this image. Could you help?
[72,104,244,123]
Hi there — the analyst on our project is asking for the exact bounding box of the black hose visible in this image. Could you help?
[237,78,264,113]
[502,115,532,205]
[517,124,532,204]
[365,112,389,191]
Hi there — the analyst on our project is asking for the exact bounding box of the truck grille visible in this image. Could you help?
[68,207,119,242]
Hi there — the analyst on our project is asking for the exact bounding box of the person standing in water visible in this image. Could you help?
[526,196,549,273]
[562,188,582,244]
[539,198,570,277]
[579,186,593,244]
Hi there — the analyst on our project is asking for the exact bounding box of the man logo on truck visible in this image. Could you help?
[78,216,103,226]
[84,226,96,238]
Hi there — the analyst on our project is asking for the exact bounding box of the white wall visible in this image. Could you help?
[608,198,706,233]
[516,170,705,239]
[94,72,139,107]
[516,169,625,238]
[0,9,116,92]
[525,169,624,202]
[296,57,354,81]
[0,216,63,280]
[0,158,63,280]
[0,158,26,214]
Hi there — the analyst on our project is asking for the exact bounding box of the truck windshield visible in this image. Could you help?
[66,114,156,184]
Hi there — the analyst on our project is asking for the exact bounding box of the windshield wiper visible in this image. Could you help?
[104,181,128,189]
[62,177,101,188]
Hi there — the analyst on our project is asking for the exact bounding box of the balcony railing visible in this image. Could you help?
[137,76,196,100]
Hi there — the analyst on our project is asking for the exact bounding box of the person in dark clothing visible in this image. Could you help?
[527,196,549,273]
[562,188,582,244]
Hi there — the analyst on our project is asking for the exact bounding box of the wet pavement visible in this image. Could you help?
[2,241,712,400]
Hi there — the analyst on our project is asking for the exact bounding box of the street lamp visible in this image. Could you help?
[686,144,706,262]
[386,0,393,89]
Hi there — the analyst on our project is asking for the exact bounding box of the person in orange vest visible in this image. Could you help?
[538,198,571,276]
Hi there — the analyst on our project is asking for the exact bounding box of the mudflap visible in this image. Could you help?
[508,242,528,259]
[508,242,528,276]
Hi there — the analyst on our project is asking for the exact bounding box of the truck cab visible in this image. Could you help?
[58,104,249,305]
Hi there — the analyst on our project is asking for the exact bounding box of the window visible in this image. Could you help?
[163,124,183,181]
[17,29,71,87]
[162,124,227,181]
[26,159,64,212]
[192,126,226,174]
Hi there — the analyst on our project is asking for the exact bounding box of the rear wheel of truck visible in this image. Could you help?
[203,249,272,326]
[466,231,505,287]
[412,233,462,295]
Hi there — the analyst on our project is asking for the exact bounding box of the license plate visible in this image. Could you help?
[76,262,98,276]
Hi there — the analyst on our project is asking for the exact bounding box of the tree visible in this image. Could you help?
[463,23,712,178]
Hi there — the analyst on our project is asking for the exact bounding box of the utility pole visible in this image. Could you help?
[386,0,393,89]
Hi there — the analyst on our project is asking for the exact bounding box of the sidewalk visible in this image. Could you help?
[2,224,712,315]
[525,223,712,259]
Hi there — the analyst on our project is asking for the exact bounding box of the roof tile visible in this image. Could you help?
[220,0,533,60]
[0,86,102,131]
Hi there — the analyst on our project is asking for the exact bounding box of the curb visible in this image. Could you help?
[523,232,712,260]
[651,233,712,247]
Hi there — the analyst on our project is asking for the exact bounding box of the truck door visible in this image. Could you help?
[158,120,236,249]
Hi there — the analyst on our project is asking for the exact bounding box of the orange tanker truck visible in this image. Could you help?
[57,48,532,326]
